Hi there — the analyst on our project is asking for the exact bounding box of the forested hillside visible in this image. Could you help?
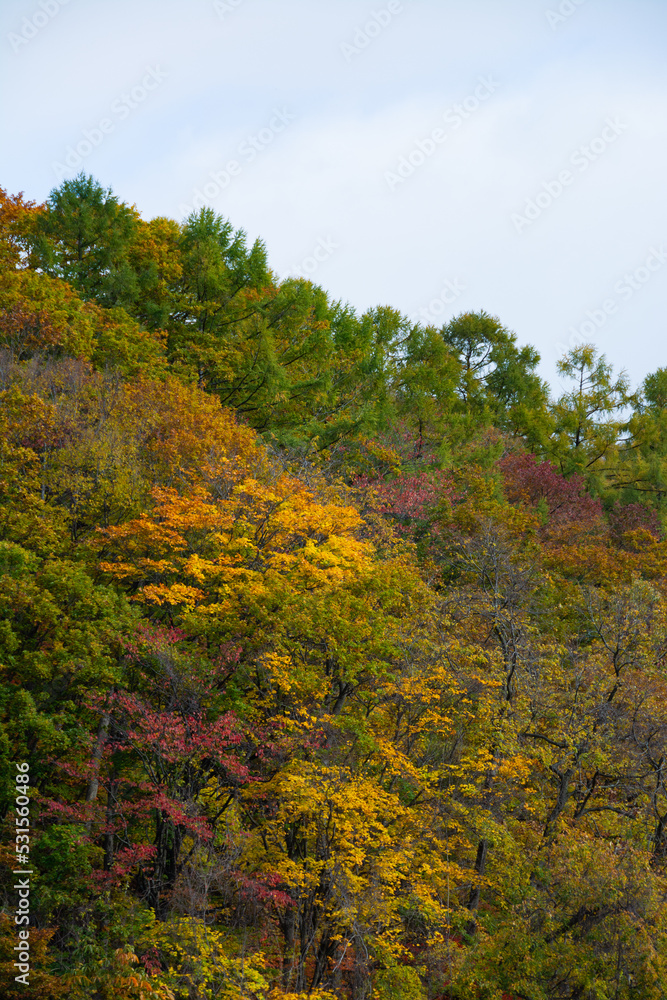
[3,174,667,1000]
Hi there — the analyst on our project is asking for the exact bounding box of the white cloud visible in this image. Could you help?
[1,0,666,389]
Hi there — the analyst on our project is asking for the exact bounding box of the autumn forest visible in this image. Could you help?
[3,174,667,1000]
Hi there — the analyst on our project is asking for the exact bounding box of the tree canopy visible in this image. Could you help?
[2,175,667,1000]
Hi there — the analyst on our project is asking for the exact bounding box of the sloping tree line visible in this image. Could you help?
[1,176,667,999]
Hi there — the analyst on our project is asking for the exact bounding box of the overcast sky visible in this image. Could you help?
[2,0,666,394]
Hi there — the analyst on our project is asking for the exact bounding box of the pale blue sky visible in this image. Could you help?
[2,0,666,393]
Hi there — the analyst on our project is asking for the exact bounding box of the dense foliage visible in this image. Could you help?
[2,174,667,999]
